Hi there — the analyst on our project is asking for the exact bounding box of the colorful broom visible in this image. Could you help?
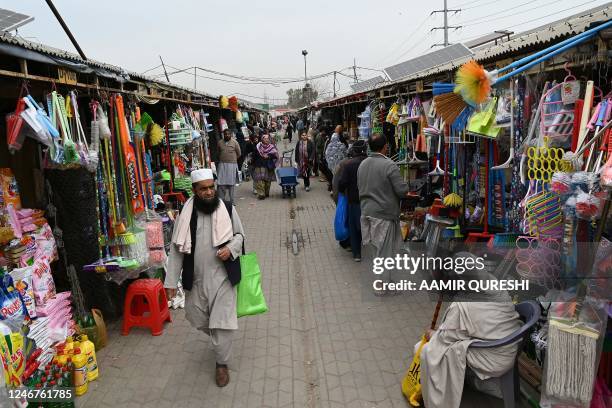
[454,20,612,104]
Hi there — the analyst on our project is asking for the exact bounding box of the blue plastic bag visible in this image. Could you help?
[334,193,349,241]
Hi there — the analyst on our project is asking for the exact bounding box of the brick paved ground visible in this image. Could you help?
[78,140,507,407]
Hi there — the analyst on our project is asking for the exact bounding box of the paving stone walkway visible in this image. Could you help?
[78,141,507,407]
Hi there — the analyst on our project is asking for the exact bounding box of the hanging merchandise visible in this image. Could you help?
[358,104,372,139]
[386,102,400,126]
[236,110,243,124]
[466,97,501,139]
[453,20,612,104]
[6,97,26,153]
[228,96,239,112]
[21,95,58,148]
[219,118,228,132]
[540,82,576,149]
[443,141,462,208]
[433,89,467,125]
[115,94,145,215]
[219,95,229,109]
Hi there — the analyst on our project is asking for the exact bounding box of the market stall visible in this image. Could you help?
[318,8,612,406]
[0,29,266,404]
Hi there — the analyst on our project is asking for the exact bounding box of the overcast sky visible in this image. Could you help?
[6,0,610,104]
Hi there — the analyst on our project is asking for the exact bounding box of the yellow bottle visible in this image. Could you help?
[72,348,88,396]
[79,335,98,381]
[64,337,74,355]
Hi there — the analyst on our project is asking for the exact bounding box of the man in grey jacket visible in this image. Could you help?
[357,133,412,295]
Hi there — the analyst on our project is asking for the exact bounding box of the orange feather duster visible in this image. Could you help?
[454,60,491,105]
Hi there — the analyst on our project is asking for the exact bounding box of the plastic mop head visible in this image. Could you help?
[443,193,463,208]
[148,123,164,146]
[454,60,491,105]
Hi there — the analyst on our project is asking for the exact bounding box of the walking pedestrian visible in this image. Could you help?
[314,124,327,181]
[285,120,294,143]
[164,168,245,387]
[357,133,413,295]
[337,140,368,261]
[294,131,315,191]
[325,125,348,194]
[244,133,260,195]
[296,117,305,134]
[216,129,241,205]
[252,134,278,200]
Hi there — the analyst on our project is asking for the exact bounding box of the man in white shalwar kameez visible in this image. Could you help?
[164,168,245,387]
[418,260,522,408]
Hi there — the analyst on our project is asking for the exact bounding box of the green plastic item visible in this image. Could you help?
[467,97,501,139]
[118,258,139,269]
[160,170,171,181]
[236,252,268,318]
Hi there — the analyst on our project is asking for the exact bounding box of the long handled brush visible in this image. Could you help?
[454,20,612,104]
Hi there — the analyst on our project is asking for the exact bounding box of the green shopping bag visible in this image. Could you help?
[236,252,268,317]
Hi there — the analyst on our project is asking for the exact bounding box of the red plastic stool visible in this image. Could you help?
[122,279,172,336]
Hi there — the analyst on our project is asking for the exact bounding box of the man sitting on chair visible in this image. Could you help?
[418,256,522,408]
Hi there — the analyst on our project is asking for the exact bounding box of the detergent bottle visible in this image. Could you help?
[64,336,74,356]
[72,348,88,396]
[79,335,98,381]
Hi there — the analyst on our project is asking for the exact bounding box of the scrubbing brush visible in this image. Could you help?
[147,122,164,146]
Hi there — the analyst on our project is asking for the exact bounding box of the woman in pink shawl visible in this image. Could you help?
[252,134,278,200]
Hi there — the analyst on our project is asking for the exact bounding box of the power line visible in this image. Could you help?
[231,92,288,101]
[461,0,498,10]
[452,0,487,8]
[460,0,541,25]
[457,0,600,42]
[393,30,435,63]
[375,14,433,66]
[140,64,163,74]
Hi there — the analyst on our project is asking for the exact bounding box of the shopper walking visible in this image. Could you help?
[314,124,327,181]
[244,133,260,195]
[337,140,367,261]
[325,125,349,191]
[285,120,294,143]
[294,131,315,191]
[357,133,412,294]
[252,134,278,200]
[164,168,245,388]
[216,129,241,205]
[296,117,305,135]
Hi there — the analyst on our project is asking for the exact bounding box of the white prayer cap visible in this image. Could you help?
[190,168,214,183]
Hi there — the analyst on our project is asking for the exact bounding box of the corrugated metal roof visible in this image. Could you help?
[473,3,611,60]
[0,31,266,109]
[320,3,611,107]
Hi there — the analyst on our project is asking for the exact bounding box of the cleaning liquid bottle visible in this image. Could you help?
[78,335,98,381]
[72,348,88,396]
[64,337,74,357]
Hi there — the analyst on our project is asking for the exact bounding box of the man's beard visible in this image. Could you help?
[194,193,220,214]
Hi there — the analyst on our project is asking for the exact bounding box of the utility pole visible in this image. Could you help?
[159,56,170,82]
[431,0,461,48]
[45,0,87,60]
[333,71,337,97]
[353,58,358,84]
[194,67,197,90]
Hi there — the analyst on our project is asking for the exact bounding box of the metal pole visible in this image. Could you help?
[159,56,170,82]
[443,0,448,47]
[353,58,358,84]
[44,0,87,60]
[303,54,307,84]
[333,71,337,97]
[194,67,197,90]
